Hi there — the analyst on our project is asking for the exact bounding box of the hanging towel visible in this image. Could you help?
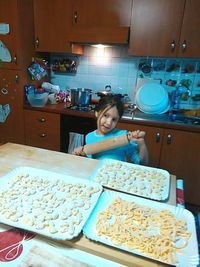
[68,132,84,154]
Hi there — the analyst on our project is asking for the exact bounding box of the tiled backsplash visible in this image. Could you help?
[51,46,200,110]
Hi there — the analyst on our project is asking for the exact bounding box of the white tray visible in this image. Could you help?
[83,191,199,266]
[90,159,170,201]
[0,166,103,240]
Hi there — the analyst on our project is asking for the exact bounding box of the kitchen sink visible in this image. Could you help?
[168,113,200,126]
[121,109,200,126]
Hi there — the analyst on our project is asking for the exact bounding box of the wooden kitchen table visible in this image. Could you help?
[0,143,177,267]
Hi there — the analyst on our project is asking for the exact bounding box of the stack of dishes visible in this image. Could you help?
[135,83,170,114]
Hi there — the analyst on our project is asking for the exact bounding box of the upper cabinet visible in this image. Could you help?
[129,0,200,58]
[178,0,200,57]
[0,0,35,70]
[33,0,83,54]
[69,0,132,44]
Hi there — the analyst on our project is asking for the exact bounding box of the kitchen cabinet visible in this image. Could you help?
[0,0,35,69]
[129,0,200,58]
[117,122,200,206]
[0,0,34,145]
[24,110,60,151]
[0,70,26,144]
[118,122,163,167]
[160,129,200,206]
[33,0,83,54]
[69,0,132,44]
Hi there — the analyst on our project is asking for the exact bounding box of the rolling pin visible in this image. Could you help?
[83,131,145,155]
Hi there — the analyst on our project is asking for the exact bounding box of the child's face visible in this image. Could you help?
[96,106,120,135]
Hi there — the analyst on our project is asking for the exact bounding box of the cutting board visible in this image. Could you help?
[17,245,94,267]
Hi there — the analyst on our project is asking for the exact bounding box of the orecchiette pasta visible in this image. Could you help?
[0,172,101,239]
[94,161,169,200]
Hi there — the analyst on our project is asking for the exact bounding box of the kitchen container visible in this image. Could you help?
[69,88,92,107]
[96,85,126,99]
[27,92,48,107]
[135,83,169,114]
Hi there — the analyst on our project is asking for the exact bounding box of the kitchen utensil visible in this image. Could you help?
[135,83,169,114]
[83,132,145,155]
[27,92,48,107]
[69,88,92,107]
[96,85,126,99]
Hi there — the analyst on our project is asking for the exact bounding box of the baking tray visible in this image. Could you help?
[89,159,170,201]
[83,191,199,266]
[0,166,103,240]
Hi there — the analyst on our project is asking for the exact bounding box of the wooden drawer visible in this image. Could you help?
[24,110,60,151]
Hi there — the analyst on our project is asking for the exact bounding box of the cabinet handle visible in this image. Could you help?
[15,75,19,83]
[1,88,8,94]
[12,55,17,63]
[170,40,176,51]
[167,134,172,144]
[39,133,47,138]
[181,40,187,52]
[38,117,46,123]
[35,38,39,47]
[74,11,78,23]
[155,132,161,142]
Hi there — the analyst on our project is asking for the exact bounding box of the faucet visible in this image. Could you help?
[169,84,191,114]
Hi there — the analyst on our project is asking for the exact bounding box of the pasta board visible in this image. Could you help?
[0,166,102,240]
[89,159,170,201]
[83,191,199,267]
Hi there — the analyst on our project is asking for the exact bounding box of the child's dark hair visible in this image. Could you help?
[95,95,124,118]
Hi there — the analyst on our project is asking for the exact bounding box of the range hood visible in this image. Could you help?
[69,26,130,45]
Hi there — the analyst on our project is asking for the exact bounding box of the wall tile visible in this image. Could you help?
[50,49,200,109]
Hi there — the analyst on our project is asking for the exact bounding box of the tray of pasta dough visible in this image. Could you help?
[83,191,199,266]
[89,159,170,201]
[0,166,102,240]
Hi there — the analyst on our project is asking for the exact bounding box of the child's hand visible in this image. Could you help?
[72,146,86,156]
[128,130,146,144]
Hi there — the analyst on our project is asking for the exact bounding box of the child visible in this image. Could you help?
[73,95,149,165]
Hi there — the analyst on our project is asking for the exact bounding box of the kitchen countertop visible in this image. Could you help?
[24,102,200,133]
[0,143,177,267]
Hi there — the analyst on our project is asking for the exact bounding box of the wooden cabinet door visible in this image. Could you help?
[129,0,185,57]
[33,0,82,54]
[0,0,34,69]
[24,110,60,151]
[72,0,132,27]
[34,0,71,52]
[117,122,163,167]
[0,70,25,144]
[70,0,132,43]
[160,129,200,206]
[0,0,19,69]
[178,0,200,58]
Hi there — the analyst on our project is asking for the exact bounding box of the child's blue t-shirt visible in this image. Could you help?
[85,128,140,164]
